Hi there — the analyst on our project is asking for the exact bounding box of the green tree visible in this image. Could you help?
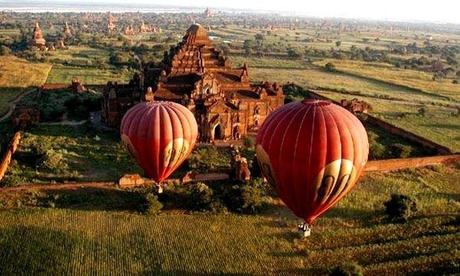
[287,47,302,59]
[0,45,12,56]
[324,62,336,72]
[243,39,254,56]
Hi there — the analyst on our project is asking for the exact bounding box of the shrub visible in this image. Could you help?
[0,45,11,56]
[390,143,413,158]
[369,141,386,160]
[417,106,427,117]
[188,146,231,172]
[324,62,336,72]
[30,142,48,157]
[243,136,254,148]
[158,183,189,209]
[187,182,215,211]
[329,262,363,276]
[38,149,67,173]
[222,178,267,214]
[143,193,163,215]
[384,194,417,222]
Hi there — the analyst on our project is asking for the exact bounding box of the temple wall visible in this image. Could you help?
[365,154,460,172]
[0,132,21,183]
[360,114,452,154]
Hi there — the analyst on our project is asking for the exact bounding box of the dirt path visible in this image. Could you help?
[0,88,35,123]
[40,120,88,126]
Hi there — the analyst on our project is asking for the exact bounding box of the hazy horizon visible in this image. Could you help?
[0,0,459,25]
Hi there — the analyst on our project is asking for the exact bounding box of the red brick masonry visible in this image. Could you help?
[365,154,460,172]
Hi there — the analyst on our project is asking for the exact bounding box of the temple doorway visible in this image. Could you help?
[213,124,223,140]
[232,125,240,140]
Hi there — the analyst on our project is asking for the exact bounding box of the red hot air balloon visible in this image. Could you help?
[256,99,368,236]
[120,101,198,184]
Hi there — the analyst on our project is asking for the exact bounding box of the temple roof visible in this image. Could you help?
[184,23,210,46]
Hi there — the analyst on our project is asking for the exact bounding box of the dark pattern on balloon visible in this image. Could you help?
[318,175,335,200]
[260,161,276,187]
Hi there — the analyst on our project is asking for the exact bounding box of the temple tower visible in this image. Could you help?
[29,22,46,49]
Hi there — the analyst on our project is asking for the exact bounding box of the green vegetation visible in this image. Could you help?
[188,146,232,173]
[0,56,52,87]
[19,88,102,121]
[329,262,363,276]
[2,124,141,186]
[315,59,460,102]
[0,88,25,116]
[384,194,418,223]
[46,65,132,84]
[251,67,460,151]
[0,57,51,116]
[1,14,460,275]
[0,165,458,274]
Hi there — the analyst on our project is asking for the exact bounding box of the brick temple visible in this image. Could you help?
[103,23,284,142]
[29,22,46,49]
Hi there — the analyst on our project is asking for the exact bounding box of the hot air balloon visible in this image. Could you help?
[120,101,198,184]
[256,99,369,236]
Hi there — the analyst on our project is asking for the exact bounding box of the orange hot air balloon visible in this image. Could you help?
[256,99,368,234]
[120,101,198,183]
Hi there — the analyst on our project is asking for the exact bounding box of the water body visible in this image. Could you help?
[0,1,265,14]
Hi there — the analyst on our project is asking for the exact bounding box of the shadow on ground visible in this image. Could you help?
[0,225,80,275]
[38,187,146,212]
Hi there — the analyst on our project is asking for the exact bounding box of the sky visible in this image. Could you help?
[2,0,459,24]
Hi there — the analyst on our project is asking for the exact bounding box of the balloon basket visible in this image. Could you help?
[156,184,163,194]
[298,223,311,238]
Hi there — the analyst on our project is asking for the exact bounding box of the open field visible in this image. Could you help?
[317,90,460,152]
[46,45,111,65]
[249,66,460,152]
[46,65,132,84]
[230,55,308,69]
[0,56,52,87]
[315,59,460,102]
[0,56,52,117]
[0,164,459,275]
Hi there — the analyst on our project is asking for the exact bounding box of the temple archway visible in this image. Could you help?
[213,124,223,140]
[232,125,240,140]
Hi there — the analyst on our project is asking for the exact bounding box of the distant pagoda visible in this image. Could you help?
[63,21,72,38]
[107,12,116,33]
[204,8,213,18]
[29,22,46,49]
[124,25,135,36]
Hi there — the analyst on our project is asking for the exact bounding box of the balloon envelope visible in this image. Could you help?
[120,101,198,183]
[256,99,369,224]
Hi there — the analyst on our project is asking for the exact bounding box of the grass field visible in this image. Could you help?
[317,90,460,152]
[249,66,460,152]
[46,65,132,84]
[0,56,52,87]
[230,55,308,69]
[0,56,52,117]
[46,46,111,65]
[315,59,460,102]
[0,164,459,274]
[4,124,141,184]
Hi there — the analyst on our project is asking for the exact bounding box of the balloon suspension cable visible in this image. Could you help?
[298,222,311,238]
